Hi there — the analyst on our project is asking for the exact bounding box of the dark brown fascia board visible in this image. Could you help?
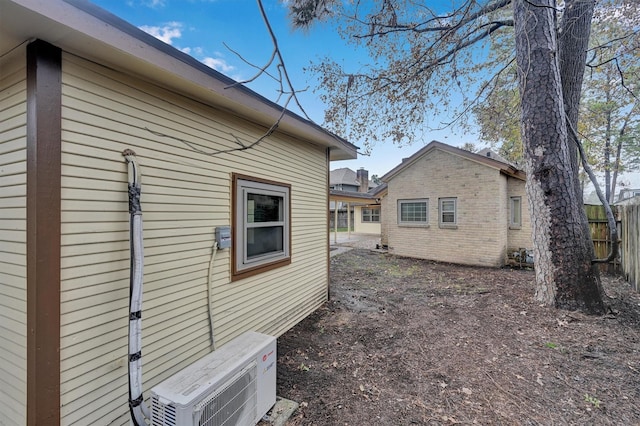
[26,39,62,426]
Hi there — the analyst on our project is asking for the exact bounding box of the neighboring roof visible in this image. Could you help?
[330,168,359,186]
[615,194,640,206]
[330,167,377,189]
[0,0,358,161]
[617,188,640,202]
[329,182,387,204]
[382,141,526,182]
[476,148,520,168]
[329,190,378,203]
[369,182,388,197]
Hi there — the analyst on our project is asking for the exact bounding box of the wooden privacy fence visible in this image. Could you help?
[585,204,620,274]
[585,202,640,291]
[329,210,354,230]
[618,201,640,291]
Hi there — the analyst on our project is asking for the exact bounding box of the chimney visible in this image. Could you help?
[356,167,369,193]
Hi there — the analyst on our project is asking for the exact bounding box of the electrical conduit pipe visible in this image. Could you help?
[123,149,150,425]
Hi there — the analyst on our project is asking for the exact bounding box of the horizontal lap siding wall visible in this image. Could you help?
[385,149,507,267]
[60,54,328,425]
[0,48,27,426]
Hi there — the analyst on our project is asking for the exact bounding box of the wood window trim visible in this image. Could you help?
[231,173,292,281]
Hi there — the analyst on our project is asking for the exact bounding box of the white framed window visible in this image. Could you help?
[232,174,291,280]
[398,199,428,225]
[362,207,380,223]
[439,198,457,227]
[510,196,522,228]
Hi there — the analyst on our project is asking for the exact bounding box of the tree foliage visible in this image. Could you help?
[473,1,640,201]
[287,0,515,151]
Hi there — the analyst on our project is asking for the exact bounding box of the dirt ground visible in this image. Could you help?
[275,249,640,425]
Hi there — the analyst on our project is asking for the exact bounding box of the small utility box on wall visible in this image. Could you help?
[215,226,232,249]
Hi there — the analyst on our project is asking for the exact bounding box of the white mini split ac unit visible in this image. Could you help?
[150,331,277,426]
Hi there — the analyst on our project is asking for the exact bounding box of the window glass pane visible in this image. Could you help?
[401,202,426,222]
[440,199,456,223]
[247,226,284,258]
[442,200,455,212]
[511,197,521,225]
[247,193,282,223]
[234,176,290,276]
[442,212,455,223]
[362,207,381,222]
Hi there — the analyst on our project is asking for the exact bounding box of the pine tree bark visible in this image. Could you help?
[558,0,596,200]
[514,0,604,313]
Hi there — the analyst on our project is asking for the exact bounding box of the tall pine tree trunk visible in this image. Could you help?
[558,0,596,201]
[514,0,604,313]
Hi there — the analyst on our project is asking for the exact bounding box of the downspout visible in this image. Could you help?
[123,150,150,425]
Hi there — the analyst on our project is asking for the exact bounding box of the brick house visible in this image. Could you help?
[380,141,532,267]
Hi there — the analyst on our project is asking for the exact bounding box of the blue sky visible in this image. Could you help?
[90,0,482,177]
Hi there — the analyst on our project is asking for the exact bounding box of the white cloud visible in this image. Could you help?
[143,0,166,7]
[139,22,183,45]
[202,57,236,74]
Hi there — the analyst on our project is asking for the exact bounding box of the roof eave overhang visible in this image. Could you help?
[0,0,357,161]
[329,190,380,204]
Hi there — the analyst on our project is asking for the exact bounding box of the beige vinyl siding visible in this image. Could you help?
[0,47,27,425]
[385,148,508,267]
[59,53,328,424]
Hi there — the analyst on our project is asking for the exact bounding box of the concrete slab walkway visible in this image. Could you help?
[329,232,381,257]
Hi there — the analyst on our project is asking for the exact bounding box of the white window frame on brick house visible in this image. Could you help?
[439,197,457,227]
[397,199,429,226]
[510,196,522,228]
[232,174,291,280]
[362,207,381,223]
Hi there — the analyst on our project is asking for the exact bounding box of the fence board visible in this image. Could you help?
[585,205,620,274]
[618,201,640,291]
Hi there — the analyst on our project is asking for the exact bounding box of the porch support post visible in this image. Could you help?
[347,202,351,239]
[334,204,338,244]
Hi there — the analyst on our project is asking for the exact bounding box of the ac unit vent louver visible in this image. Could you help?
[195,362,257,426]
[151,396,177,426]
[150,331,276,426]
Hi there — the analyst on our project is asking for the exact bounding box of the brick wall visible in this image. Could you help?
[382,148,520,267]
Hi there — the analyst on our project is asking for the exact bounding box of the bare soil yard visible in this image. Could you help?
[276,249,640,425]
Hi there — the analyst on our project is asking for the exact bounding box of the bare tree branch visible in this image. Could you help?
[144,0,339,157]
[566,115,619,264]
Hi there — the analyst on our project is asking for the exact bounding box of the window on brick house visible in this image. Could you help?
[439,198,457,227]
[510,196,522,228]
[398,199,428,225]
